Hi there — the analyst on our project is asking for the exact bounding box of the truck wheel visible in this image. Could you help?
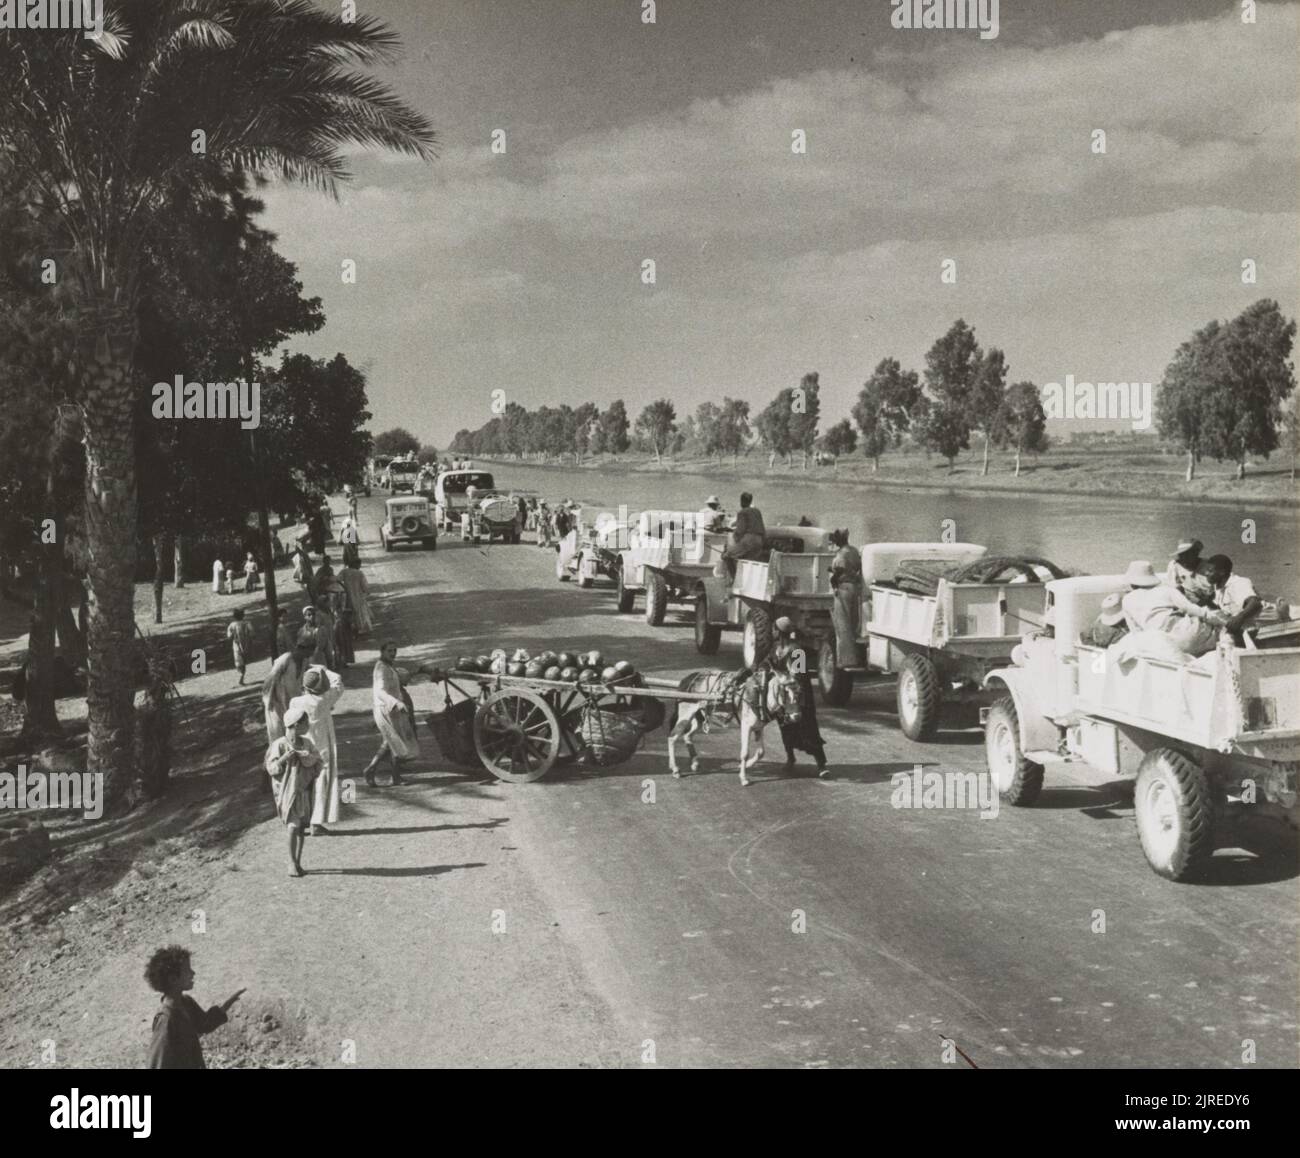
[817,637,854,707]
[616,566,636,613]
[1134,748,1217,881]
[695,593,722,654]
[742,606,772,668]
[897,652,941,741]
[984,696,1043,805]
[645,571,667,626]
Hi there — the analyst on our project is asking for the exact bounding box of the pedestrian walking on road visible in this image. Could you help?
[261,636,315,742]
[340,517,361,568]
[768,617,829,777]
[363,642,419,786]
[288,666,344,835]
[341,562,373,636]
[145,946,244,1069]
[226,607,254,687]
[265,704,322,876]
[273,608,294,657]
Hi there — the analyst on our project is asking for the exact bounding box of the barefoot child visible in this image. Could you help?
[265,704,320,877]
[144,945,244,1069]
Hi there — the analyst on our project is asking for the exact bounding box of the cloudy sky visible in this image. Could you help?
[259,0,1299,446]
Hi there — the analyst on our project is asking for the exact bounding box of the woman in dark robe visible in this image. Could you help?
[767,616,829,777]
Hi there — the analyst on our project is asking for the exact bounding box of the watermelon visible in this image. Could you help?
[543,666,562,681]
[577,667,598,683]
[511,648,530,663]
[558,666,579,682]
[507,661,527,676]
[524,661,545,678]
[601,666,618,683]
[613,660,634,678]
[476,655,491,670]
[457,656,478,672]
[557,652,576,669]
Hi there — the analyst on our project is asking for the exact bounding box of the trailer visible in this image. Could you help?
[982,574,1300,880]
[429,668,723,783]
[558,512,632,588]
[616,510,728,622]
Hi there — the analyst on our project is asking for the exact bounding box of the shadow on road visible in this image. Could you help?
[329,819,508,837]
[310,862,487,878]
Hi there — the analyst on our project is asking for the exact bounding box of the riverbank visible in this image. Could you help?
[478,448,1299,509]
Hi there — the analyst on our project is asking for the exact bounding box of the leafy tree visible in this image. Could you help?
[969,347,1008,475]
[789,371,822,469]
[0,1,436,797]
[717,398,751,463]
[1200,299,1296,479]
[416,444,440,466]
[1156,320,1224,483]
[820,419,857,469]
[920,320,983,471]
[852,357,921,471]
[372,427,421,458]
[571,402,599,464]
[593,399,630,457]
[500,402,530,459]
[756,391,794,465]
[634,399,677,463]
[694,401,723,461]
[995,382,1049,476]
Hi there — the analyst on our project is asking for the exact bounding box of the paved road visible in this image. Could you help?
[340,495,1298,1068]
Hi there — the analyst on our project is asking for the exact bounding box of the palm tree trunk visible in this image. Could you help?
[173,534,185,587]
[1237,459,1246,480]
[1185,447,1195,482]
[152,534,167,624]
[78,305,139,805]
[1014,447,1022,477]
[981,435,990,476]
[25,546,61,738]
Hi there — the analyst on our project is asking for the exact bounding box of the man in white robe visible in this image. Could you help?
[363,642,419,786]
[288,666,345,835]
[261,639,315,743]
[341,563,373,636]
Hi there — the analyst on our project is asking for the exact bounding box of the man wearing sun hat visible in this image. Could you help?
[697,495,724,533]
[1164,538,1213,604]
[1121,560,1227,656]
[1082,593,1129,648]
[288,664,345,835]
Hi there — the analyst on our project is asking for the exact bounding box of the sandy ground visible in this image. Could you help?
[1,494,1296,1069]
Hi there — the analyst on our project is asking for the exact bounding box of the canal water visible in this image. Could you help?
[489,461,1299,597]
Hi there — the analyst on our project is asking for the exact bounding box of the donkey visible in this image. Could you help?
[667,668,803,787]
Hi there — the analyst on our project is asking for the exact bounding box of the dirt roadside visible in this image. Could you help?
[0,505,627,1068]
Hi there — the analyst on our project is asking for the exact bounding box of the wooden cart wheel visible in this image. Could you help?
[474,688,561,783]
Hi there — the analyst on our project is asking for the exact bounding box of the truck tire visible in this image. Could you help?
[897,652,941,741]
[743,605,773,668]
[695,593,722,654]
[1134,748,1217,881]
[616,566,636,613]
[984,696,1043,805]
[645,570,667,626]
[817,636,855,707]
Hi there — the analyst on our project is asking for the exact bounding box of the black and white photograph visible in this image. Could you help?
[0,0,1297,1121]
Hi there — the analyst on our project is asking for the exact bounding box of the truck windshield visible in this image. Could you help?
[441,472,494,493]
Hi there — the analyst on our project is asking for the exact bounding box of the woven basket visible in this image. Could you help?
[429,699,483,769]
[579,706,643,767]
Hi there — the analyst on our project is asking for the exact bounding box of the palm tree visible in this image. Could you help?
[0,1,436,804]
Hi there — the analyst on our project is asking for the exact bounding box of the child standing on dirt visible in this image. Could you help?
[265,704,321,877]
[227,607,255,686]
[243,551,260,592]
[223,561,237,596]
[145,946,244,1069]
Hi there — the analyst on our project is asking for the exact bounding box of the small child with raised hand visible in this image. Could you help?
[265,703,321,877]
[144,946,244,1069]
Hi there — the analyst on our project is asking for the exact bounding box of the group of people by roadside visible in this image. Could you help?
[1082,538,1262,656]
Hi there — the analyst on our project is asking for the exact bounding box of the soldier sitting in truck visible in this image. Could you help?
[722,492,765,578]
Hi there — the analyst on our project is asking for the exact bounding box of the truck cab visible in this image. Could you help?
[384,459,420,494]
[433,469,496,532]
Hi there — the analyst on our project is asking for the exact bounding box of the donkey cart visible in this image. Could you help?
[430,670,722,783]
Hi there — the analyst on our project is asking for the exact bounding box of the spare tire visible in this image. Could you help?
[401,515,422,535]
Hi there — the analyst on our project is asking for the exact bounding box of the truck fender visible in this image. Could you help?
[698,575,731,623]
[983,667,1060,755]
